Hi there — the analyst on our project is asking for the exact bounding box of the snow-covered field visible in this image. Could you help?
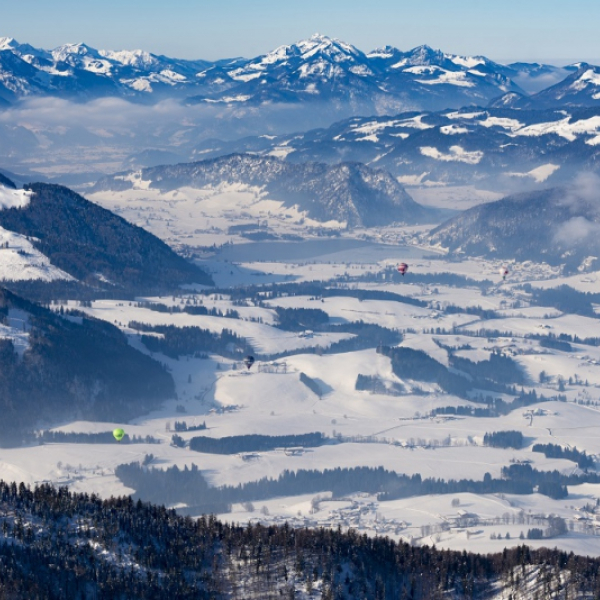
[87,184,345,250]
[3,189,600,556]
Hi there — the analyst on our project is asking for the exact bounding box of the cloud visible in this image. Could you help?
[556,171,600,213]
[0,97,217,133]
[571,171,600,202]
[553,216,600,247]
[0,95,315,150]
[552,172,600,247]
[0,96,313,179]
[512,70,569,94]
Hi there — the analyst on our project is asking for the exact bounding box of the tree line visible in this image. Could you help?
[116,459,587,515]
[136,300,240,319]
[188,432,326,455]
[378,345,525,400]
[37,431,160,445]
[532,443,594,470]
[128,322,253,359]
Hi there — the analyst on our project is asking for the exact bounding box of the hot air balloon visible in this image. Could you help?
[113,428,125,442]
[499,266,509,281]
[243,355,255,370]
[398,263,408,277]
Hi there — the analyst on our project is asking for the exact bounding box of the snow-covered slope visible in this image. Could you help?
[0,180,211,289]
[0,183,31,209]
[0,225,73,282]
[0,183,72,281]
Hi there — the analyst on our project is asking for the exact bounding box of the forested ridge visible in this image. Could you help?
[0,182,212,292]
[1,479,600,598]
[379,345,526,399]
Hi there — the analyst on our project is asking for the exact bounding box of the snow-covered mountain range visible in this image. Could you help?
[0,34,585,112]
[0,36,212,102]
[3,33,600,186]
[188,105,600,188]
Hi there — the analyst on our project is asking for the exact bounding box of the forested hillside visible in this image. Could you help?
[428,186,600,270]
[0,480,599,598]
[0,183,212,292]
[0,287,174,443]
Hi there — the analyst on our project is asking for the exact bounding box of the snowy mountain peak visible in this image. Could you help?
[228,33,372,86]
[99,48,158,69]
[51,42,103,65]
[53,42,96,56]
[295,34,364,61]
[447,53,486,69]
[367,45,400,59]
[566,66,600,95]
[256,33,362,67]
[404,45,445,65]
[0,37,17,51]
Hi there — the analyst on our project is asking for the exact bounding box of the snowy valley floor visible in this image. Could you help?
[2,240,600,557]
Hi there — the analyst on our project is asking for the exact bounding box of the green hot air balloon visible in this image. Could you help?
[113,428,125,442]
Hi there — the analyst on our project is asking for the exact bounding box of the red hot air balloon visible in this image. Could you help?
[398,263,408,277]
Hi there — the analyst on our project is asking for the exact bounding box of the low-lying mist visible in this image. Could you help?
[0,96,356,186]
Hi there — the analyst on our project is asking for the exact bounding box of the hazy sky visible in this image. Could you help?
[4,0,600,64]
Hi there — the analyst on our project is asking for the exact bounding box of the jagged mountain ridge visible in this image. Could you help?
[0,36,213,102]
[186,35,524,113]
[427,185,600,269]
[0,182,212,290]
[93,153,434,227]
[0,33,583,112]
